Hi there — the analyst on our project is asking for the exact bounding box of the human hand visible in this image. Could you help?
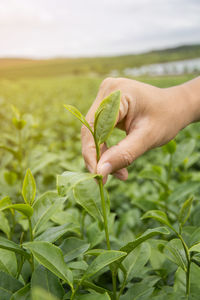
[81,77,196,183]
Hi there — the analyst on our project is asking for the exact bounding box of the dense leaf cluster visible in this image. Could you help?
[0,75,200,299]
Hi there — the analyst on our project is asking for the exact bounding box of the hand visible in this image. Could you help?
[81,77,197,182]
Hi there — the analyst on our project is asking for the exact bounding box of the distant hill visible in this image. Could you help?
[0,44,199,79]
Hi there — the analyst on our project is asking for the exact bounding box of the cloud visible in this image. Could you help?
[0,0,199,58]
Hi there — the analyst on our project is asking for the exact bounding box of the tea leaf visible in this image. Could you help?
[94,90,121,145]
[1,204,33,218]
[178,195,193,226]
[164,239,187,271]
[31,287,59,300]
[32,191,65,236]
[168,181,200,203]
[189,243,200,253]
[142,210,176,232]
[0,249,17,277]
[57,172,103,222]
[57,171,98,196]
[0,196,12,209]
[0,271,23,300]
[79,292,111,300]
[24,241,73,289]
[0,211,10,239]
[0,236,30,258]
[83,250,126,279]
[64,105,93,134]
[164,140,176,154]
[60,237,90,262]
[35,223,79,243]
[22,169,36,205]
[31,265,64,299]
[10,283,30,300]
[122,243,151,282]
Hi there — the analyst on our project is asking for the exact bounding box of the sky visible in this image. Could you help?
[0,0,200,58]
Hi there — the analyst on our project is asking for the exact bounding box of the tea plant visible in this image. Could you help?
[0,77,200,300]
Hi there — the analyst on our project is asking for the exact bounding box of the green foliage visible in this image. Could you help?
[24,241,73,289]
[64,104,93,134]
[94,90,121,145]
[0,74,199,299]
[22,169,36,206]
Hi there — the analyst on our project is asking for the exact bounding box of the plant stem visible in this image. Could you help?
[178,234,191,297]
[28,218,33,241]
[16,256,24,279]
[98,177,111,250]
[117,274,127,300]
[18,129,23,183]
[70,281,81,300]
[94,139,117,299]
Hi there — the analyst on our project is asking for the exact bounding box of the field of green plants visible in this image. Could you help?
[0,73,200,300]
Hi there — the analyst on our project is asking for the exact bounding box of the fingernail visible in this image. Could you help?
[97,162,112,177]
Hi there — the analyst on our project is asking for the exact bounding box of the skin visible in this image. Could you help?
[81,76,200,183]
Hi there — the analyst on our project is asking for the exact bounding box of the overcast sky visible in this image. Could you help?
[0,0,200,58]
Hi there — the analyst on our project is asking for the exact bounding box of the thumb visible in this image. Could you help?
[97,130,148,178]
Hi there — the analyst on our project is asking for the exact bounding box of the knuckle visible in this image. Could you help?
[122,149,134,167]
[100,77,114,89]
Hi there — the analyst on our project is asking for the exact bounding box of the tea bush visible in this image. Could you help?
[0,74,200,300]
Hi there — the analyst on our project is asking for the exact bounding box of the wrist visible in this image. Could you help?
[163,80,199,130]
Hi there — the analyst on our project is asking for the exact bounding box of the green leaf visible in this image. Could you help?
[68,261,88,271]
[120,282,154,300]
[0,271,23,300]
[0,145,19,158]
[79,292,111,300]
[94,90,121,145]
[60,237,90,262]
[189,227,200,247]
[22,169,36,205]
[141,210,176,232]
[163,140,176,154]
[115,227,169,269]
[23,241,73,289]
[85,249,106,256]
[122,243,151,282]
[32,191,65,236]
[189,243,200,253]
[31,265,64,299]
[83,250,126,279]
[164,239,187,271]
[0,249,17,277]
[35,223,79,243]
[0,236,30,258]
[168,181,200,203]
[73,179,103,222]
[4,171,18,185]
[139,166,168,189]
[172,138,196,167]
[178,196,193,226]
[12,118,26,130]
[1,204,33,218]
[64,104,93,134]
[57,171,98,197]
[0,211,10,238]
[81,281,111,297]
[31,287,59,300]
[10,283,30,300]
[0,196,12,209]
[57,172,103,222]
